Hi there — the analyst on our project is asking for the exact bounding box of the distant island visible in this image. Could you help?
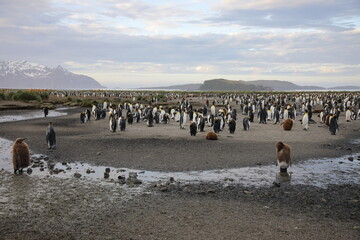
[139,78,360,91]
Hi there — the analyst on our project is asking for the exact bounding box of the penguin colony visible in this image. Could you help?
[10,90,359,174]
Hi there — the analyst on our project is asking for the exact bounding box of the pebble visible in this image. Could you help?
[26,168,33,174]
[105,168,111,173]
[74,173,82,178]
[348,157,354,162]
[96,152,102,156]
[104,172,110,179]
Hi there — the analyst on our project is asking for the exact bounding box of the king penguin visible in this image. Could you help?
[110,115,117,132]
[228,119,236,134]
[243,117,250,131]
[302,109,309,131]
[119,116,126,131]
[329,115,339,135]
[276,141,292,173]
[190,122,197,136]
[12,138,30,174]
[46,122,56,149]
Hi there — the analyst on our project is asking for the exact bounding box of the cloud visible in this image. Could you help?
[213,0,360,30]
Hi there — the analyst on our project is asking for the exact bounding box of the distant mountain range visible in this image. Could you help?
[141,79,360,91]
[0,61,105,89]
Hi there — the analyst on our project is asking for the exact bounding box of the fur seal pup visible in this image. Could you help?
[275,141,292,173]
[12,138,30,174]
[206,132,218,140]
[243,117,250,131]
[280,118,293,131]
[190,122,197,136]
[228,119,236,134]
[46,122,56,149]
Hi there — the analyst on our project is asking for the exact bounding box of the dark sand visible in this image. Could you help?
[0,105,359,239]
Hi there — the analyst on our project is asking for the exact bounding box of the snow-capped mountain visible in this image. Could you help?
[0,61,105,89]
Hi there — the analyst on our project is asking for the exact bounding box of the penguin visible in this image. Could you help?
[127,111,133,124]
[43,107,49,117]
[86,109,91,121]
[110,115,117,132]
[207,114,214,127]
[46,122,56,149]
[206,132,218,140]
[345,108,351,122]
[243,117,250,131]
[228,119,236,134]
[275,141,292,173]
[329,115,339,135]
[274,106,280,124]
[248,109,254,122]
[12,138,30,174]
[302,109,309,131]
[213,117,221,133]
[80,112,86,123]
[147,110,154,127]
[198,114,205,132]
[190,122,197,136]
[119,116,126,131]
[280,119,293,131]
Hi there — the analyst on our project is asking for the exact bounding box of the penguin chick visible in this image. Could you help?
[12,138,30,174]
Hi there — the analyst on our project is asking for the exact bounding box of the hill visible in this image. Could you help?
[0,61,105,90]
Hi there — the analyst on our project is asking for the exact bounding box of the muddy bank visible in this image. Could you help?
[0,171,359,240]
[0,107,359,172]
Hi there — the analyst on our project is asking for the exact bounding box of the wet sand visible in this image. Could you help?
[0,106,359,239]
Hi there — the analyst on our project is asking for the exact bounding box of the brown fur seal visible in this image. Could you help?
[276,141,292,172]
[206,132,218,140]
[280,118,293,131]
[12,138,30,174]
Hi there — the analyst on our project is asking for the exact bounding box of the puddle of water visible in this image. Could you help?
[0,107,73,123]
[1,137,359,188]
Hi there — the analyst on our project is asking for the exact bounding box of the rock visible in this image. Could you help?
[26,168,33,174]
[255,162,262,166]
[118,169,126,172]
[335,147,342,150]
[347,147,352,151]
[40,167,45,171]
[104,172,110,179]
[31,164,39,168]
[243,190,253,195]
[273,182,281,187]
[207,189,216,193]
[86,169,91,174]
[74,173,82,178]
[48,162,55,169]
[169,177,175,183]
[66,166,72,170]
[43,156,49,161]
[61,161,67,165]
[96,152,102,156]
[348,157,354,162]
[357,156,360,161]
[338,161,344,164]
[53,168,64,174]
[129,172,138,178]
[224,178,234,182]
[105,167,111,173]
[160,186,169,192]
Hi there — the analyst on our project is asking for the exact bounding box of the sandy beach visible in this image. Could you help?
[0,103,359,239]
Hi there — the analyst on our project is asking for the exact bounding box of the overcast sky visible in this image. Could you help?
[1,0,359,88]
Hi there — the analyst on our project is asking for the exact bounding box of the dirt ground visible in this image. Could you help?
[0,103,359,240]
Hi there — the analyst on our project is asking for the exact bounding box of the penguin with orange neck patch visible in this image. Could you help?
[12,138,30,174]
